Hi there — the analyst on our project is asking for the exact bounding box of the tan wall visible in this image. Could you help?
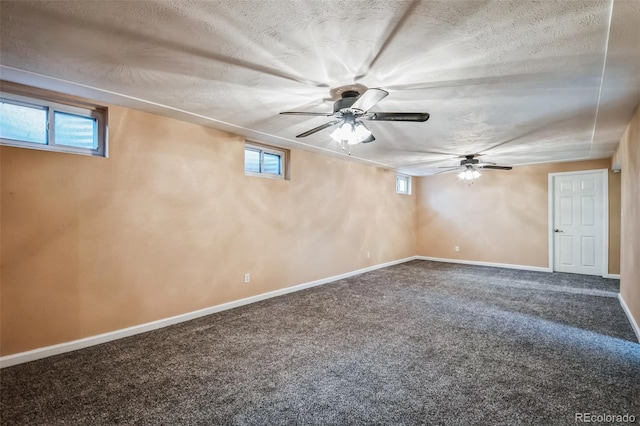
[1,84,632,357]
[0,105,417,356]
[416,159,621,272]
[614,106,640,333]
[608,171,621,275]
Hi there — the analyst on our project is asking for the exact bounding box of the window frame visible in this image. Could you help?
[396,174,412,195]
[0,91,107,157]
[244,141,288,180]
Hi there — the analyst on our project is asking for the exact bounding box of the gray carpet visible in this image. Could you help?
[1,260,639,425]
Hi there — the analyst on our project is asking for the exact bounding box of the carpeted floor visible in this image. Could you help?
[1,260,639,425]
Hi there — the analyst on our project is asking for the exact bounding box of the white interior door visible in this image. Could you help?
[552,171,605,275]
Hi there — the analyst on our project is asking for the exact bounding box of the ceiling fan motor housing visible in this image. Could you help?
[460,157,480,166]
[333,90,361,113]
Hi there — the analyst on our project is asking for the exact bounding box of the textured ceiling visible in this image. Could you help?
[1,0,639,175]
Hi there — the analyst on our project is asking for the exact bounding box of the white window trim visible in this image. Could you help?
[0,91,107,157]
[244,142,287,179]
[396,174,412,195]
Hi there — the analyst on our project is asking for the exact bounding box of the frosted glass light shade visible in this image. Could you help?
[330,122,352,142]
[458,169,481,180]
[330,121,372,145]
[348,122,372,145]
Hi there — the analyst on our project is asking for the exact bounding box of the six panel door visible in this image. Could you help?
[553,172,603,275]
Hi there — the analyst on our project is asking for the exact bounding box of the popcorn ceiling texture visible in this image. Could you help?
[0,0,638,175]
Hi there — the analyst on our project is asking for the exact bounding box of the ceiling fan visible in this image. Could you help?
[438,154,512,180]
[280,87,430,145]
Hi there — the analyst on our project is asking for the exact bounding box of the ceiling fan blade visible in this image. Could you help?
[361,134,376,143]
[280,111,333,116]
[295,120,340,138]
[480,165,512,170]
[351,88,389,111]
[437,166,461,169]
[367,112,430,122]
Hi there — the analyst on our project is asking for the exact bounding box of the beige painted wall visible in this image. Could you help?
[0,104,417,356]
[416,159,621,273]
[0,83,632,357]
[609,171,621,275]
[613,105,640,333]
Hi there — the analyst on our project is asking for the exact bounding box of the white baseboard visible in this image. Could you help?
[604,273,621,279]
[618,293,640,343]
[0,256,417,369]
[415,256,552,273]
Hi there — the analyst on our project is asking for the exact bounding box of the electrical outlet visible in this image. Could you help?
[244,273,250,283]
[455,246,460,252]
[367,251,370,258]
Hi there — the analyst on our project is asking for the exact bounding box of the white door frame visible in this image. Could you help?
[548,169,609,277]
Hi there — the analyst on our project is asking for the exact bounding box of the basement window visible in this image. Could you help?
[396,174,411,195]
[0,91,107,157]
[244,142,288,179]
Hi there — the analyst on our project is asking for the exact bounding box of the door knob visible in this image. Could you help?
[554,229,564,233]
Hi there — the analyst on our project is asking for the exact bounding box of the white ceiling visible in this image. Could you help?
[1,0,639,175]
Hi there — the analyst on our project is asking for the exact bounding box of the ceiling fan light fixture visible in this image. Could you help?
[348,122,372,145]
[330,122,353,142]
[282,87,429,144]
[330,121,372,145]
[458,169,481,180]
